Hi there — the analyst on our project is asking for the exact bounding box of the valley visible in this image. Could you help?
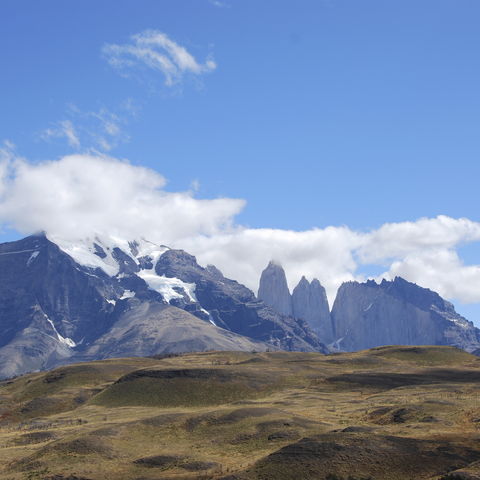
[0,346,479,480]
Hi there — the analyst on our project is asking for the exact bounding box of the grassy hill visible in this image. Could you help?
[1,346,480,480]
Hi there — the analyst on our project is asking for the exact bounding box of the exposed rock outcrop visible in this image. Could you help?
[258,261,293,317]
[292,277,334,344]
[331,277,480,352]
[258,263,333,344]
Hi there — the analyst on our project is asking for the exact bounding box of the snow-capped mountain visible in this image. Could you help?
[2,233,478,380]
[0,234,324,379]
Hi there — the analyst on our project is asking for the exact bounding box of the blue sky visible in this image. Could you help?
[1,0,480,322]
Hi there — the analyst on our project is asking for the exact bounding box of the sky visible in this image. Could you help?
[1,0,480,322]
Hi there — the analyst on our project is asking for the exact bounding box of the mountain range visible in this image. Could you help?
[0,233,478,379]
[257,261,480,353]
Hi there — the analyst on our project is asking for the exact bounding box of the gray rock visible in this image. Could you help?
[73,301,270,360]
[155,250,325,353]
[0,235,325,379]
[292,277,333,344]
[258,261,293,317]
[331,277,480,352]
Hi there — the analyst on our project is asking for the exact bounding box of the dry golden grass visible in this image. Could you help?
[0,346,479,480]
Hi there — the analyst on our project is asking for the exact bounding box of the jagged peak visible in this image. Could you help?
[258,259,293,316]
[310,278,324,288]
[265,259,285,271]
[292,276,310,295]
[206,264,224,278]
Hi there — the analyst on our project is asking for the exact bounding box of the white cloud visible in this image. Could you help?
[359,216,480,263]
[381,249,480,304]
[0,154,244,246]
[102,30,216,86]
[40,103,134,153]
[0,153,479,307]
[41,120,81,149]
[0,140,17,160]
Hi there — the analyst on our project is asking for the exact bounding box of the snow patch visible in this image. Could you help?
[27,251,40,266]
[364,303,373,312]
[50,234,169,278]
[431,304,470,328]
[120,289,135,300]
[45,316,76,348]
[0,248,38,257]
[133,239,169,265]
[51,235,120,276]
[328,337,345,352]
[137,271,196,303]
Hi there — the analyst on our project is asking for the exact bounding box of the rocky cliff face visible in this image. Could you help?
[258,261,293,316]
[154,250,323,352]
[331,277,480,352]
[258,263,333,345]
[0,234,325,379]
[292,277,334,344]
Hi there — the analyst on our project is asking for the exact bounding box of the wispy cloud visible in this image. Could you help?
[102,30,216,86]
[209,0,230,8]
[0,140,16,199]
[41,120,80,149]
[0,140,16,164]
[39,101,137,153]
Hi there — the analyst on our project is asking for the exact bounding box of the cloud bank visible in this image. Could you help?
[103,30,216,86]
[1,152,480,306]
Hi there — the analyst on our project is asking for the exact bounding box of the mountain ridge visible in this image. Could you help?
[0,233,479,380]
[0,234,325,379]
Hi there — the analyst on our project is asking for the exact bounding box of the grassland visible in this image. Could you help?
[0,346,479,480]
